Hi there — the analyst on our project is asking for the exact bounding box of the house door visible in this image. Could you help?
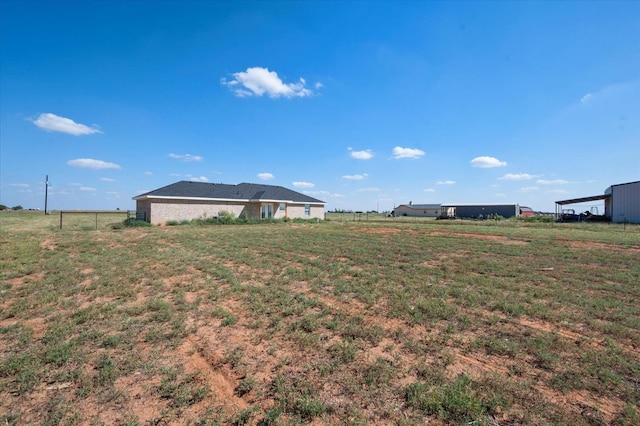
[261,203,273,219]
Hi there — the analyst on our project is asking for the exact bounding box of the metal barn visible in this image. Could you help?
[606,181,640,223]
[441,204,520,219]
[519,206,535,217]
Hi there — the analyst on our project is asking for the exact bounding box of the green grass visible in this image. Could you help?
[1,211,639,424]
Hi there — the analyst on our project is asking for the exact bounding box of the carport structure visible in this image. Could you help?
[555,194,610,221]
[556,181,640,223]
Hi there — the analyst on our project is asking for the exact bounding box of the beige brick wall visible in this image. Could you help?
[287,203,325,220]
[139,199,325,224]
[148,199,245,225]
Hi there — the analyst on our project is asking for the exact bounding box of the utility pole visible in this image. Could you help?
[44,175,49,214]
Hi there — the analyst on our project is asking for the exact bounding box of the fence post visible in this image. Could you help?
[60,211,63,229]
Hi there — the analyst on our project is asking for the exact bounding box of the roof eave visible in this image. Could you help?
[133,195,250,202]
[555,194,610,205]
[133,194,325,204]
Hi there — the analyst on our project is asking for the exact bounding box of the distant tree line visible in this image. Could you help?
[0,205,24,211]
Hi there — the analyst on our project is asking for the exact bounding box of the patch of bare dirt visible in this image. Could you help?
[178,336,247,410]
[446,350,511,379]
[26,317,47,340]
[517,317,587,342]
[425,231,530,245]
[0,317,46,340]
[77,296,117,310]
[360,228,403,234]
[39,238,56,251]
[112,373,164,424]
[289,279,370,318]
[6,271,46,287]
[535,383,623,424]
[567,240,640,252]
[419,252,465,268]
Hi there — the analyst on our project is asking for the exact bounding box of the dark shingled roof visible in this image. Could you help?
[133,181,325,204]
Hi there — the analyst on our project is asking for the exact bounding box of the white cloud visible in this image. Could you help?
[100,177,116,182]
[80,186,97,192]
[520,186,540,192]
[424,188,435,192]
[356,187,379,192]
[190,176,209,182]
[32,113,101,136]
[305,190,345,198]
[548,189,570,195]
[257,173,274,180]
[537,179,569,185]
[293,181,315,188]
[580,93,593,103]
[391,146,425,159]
[67,158,121,170]
[10,183,30,188]
[499,173,536,181]
[343,173,368,180]
[437,180,455,185]
[470,156,507,168]
[349,148,374,160]
[144,171,153,175]
[221,67,318,98]
[168,153,203,162]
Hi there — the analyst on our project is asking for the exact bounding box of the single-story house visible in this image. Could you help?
[133,181,326,224]
[393,203,441,217]
[555,180,640,224]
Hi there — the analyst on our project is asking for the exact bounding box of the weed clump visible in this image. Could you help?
[519,215,555,223]
[404,374,487,422]
[111,218,151,229]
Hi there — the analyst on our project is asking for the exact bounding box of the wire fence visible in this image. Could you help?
[59,210,135,230]
[324,212,439,222]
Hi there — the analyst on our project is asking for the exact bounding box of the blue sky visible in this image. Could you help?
[1,1,638,213]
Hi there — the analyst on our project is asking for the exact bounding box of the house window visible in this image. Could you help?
[304,204,310,216]
[261,203,273,219]
[279,203,285,211]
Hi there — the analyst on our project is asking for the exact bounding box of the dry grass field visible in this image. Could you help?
[1,211,639,425]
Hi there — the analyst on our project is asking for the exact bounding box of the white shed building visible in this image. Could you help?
[392,204,441,217]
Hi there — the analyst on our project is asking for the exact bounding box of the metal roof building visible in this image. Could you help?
[392,203,441,217]
[441,204,520,219]
[555,181,640,224]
